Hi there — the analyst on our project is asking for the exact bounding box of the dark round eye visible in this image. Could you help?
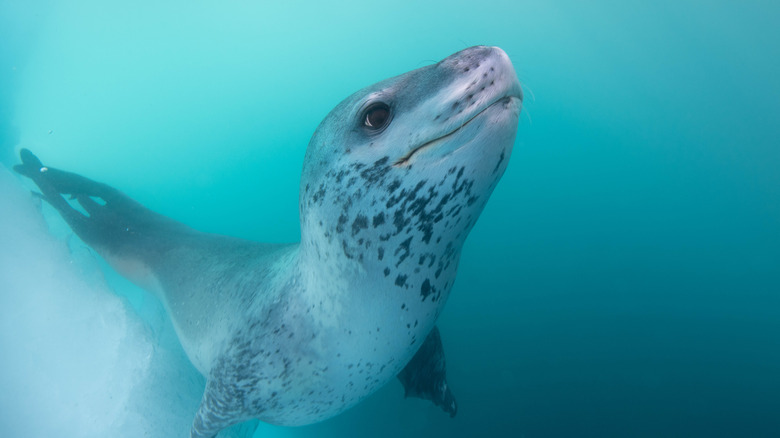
[363,103,391,131]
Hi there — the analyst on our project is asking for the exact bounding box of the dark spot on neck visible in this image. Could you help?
[372,212,385,227]
[351,214,368,236]
[420,279,435,301]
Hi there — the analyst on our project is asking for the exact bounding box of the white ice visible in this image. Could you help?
[0,166,258,437]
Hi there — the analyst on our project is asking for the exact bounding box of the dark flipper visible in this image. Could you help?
[397,326,458,417]
[13,148,191,257]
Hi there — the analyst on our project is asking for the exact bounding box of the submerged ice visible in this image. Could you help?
[0,166,256,437]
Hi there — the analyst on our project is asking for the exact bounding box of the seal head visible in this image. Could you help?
[299,45,521,318]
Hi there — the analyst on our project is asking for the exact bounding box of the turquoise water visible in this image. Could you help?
[1,1,779,437]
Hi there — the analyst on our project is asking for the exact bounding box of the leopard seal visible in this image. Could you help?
[14,45,522,437]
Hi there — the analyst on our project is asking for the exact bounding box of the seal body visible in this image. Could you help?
[15,46,522,437]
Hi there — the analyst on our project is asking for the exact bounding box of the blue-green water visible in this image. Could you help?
[1,1,779,437]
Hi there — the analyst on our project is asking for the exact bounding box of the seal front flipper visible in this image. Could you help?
[13,148,100,233]
[14,149,192,255]
[14,148,196,293]
[397,326,458,417]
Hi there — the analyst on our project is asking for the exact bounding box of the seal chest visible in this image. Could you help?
[15,46,522,437]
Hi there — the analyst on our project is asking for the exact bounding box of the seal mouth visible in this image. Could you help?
[393,95,520,167]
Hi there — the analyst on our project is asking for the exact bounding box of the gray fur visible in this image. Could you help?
[15,46,521,438]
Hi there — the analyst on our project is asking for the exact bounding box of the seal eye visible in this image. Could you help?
[363,103,391,131]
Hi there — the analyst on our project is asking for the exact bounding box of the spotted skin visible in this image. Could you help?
[15,46,522,437]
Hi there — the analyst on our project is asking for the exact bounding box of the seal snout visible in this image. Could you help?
[434,46,522,126]
[393,46,521,166]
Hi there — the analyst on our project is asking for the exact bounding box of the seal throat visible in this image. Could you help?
[393,96,513,167]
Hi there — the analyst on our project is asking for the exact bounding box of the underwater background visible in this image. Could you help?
[1,1,778,437]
